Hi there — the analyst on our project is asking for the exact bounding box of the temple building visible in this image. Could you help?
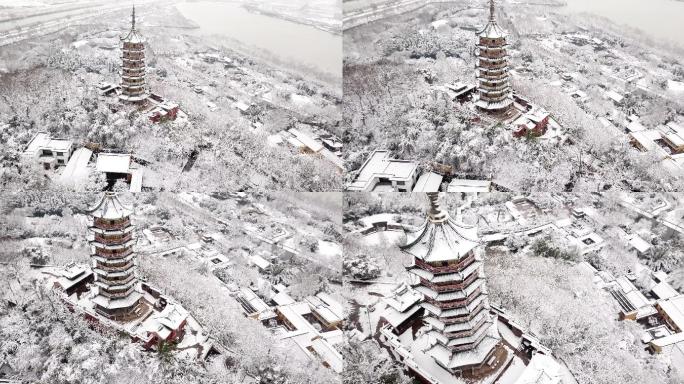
[475,0,513,112]
[402,193,501,376]
[88,192,144,320]
[119,5,149,103]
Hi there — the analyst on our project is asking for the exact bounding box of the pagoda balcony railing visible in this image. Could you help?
[122,53,145,59]
[445,330,489,352]
[440,302,486,325]
[123,79,145,86]
[480,84,511,93]
[122,67,145,74]
[92,218,131,230]
[479,52,507,59]
[100,285,137,299]
[94,248,133,259]
[443,316,487,339]
[476,44,506,51]
[414,253,475,274]
[122,62,145,69]
[95,261,134,272]
[94,233,133,245]
[97,273,135,286]
[420,272,479,292]
[424,287,482,309]
[122,58,146,64]
[478,61,508,70]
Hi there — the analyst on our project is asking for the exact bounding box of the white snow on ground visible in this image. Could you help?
[290,93,314,107]
[0,0,47,6]
[668,80,684,93]
[318,240,341,257]
[431,19,448,29]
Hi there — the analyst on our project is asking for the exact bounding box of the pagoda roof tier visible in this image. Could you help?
[425,306,488,332]
[89,192,132,219]
[476,97,513,110]
[92,289,142,310]
[92,253,135,264]
[478,56,508,63]
[93,266,135,278]
[401,193,479,263]
[88,225,134,235]
[89,238,135,250]
[94,277,137,291]
[122,48,145,54]
[476,66,509,75]
[409,259,482,283]
[422,293,488,317]
[476,44,508,50]
[431,318,492,348]
[429,331,500,369]
[478,22,508,39]
[119,93,149,102]
[476,76,509,83]
[122,57,146,63]
[415,277,484,301]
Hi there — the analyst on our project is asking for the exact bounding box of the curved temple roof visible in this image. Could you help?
[89,192,133,219]
[401,193,479,263]
[121,5,145,44]
[477,0,508,39]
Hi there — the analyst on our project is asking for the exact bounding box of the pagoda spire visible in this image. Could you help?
[489,0,496,22]
[427,192,448,223]
[131,4,136,30]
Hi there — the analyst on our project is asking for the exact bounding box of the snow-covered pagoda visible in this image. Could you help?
[402,193,500,375]
[119,5,149,103]
[88,192,143,321]
[475,0,513,112]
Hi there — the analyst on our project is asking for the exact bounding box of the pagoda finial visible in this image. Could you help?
[489,0,496,22]
[131,4,136,30]
[426,193,448,223]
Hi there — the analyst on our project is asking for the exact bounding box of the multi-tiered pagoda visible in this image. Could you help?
[402,193,500,375]
[88,192,143,321]
[119,5,148,103]
[475,0,513,112]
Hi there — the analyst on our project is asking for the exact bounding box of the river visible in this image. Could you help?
[175,1,341,77]
[562,0,684,46]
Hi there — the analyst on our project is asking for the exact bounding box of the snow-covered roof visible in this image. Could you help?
[513,353,565,384]
[413,172,443,192]
[288,128,324,152]
[310,338,343,373]
[129,168,143,193]
[629,130,661,151]
[23,132,73,156]
[59,147,92,186]
[402,193,479,263]
[652,282,679,300]
[250,255,271,270]
[348,150,418,191]
[658,295,684,331]
[96,153,131,174]
[446,179,492,193]
[88,192,132,219]
[384,283,423,312]
[629,235,651,253]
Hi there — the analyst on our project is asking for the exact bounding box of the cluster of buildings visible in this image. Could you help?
[347,149,493,193]
[269,127,345,171]
[45,192,212,359]
[629,120,684,172]
[236,285,345,373]
[594,264,684,363]
[21,132,148,193]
